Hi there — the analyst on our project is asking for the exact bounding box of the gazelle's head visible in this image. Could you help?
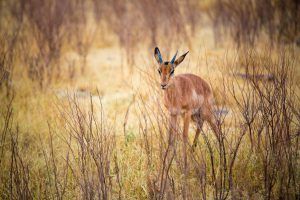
[154,47,189,90]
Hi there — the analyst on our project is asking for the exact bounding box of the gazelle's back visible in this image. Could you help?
[175,73,212,98]
[164,73,212,112]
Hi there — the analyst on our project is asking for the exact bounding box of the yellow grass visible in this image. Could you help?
[1,17,299,198]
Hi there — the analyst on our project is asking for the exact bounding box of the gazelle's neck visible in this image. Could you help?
[162,79,178,112]
[163,78,175,92]
[163,79,177,100]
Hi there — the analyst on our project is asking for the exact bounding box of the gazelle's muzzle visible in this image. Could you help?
[161,83,167,90]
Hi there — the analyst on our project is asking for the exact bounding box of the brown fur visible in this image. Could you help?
[163,73,212,114]
[154,48,219,150]
[154,48,219,195]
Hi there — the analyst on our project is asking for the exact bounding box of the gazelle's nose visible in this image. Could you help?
[161,83,167,89]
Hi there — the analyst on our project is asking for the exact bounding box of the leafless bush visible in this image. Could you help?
[137,0,193,51]
[68,0,96,75]
[92,0,198,70]
[0,31,14,96]
[3,0,203,80]
[99,0,141,72]
[0,0,23,96]
[0,95,35,199]
[209,0,300,47]
[137,94,176,199]
[226,48,299,199]
[0,92,121,199]
[22,0,72,86]
[137,0,190,48]
[0,96,14,168]
[135,67,178,199]
[57,93,120,199]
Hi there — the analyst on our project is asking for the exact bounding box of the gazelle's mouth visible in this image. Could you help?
[161,84,168,90]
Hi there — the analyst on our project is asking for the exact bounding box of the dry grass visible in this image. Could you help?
[0,0,299,199]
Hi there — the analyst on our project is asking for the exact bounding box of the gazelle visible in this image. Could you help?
[154,47,219,149]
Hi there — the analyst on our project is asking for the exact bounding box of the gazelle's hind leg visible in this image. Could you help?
[191,112,204,150]
[202,103,221,141]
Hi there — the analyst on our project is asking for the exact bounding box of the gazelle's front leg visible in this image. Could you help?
[183,111,191,144]
[183,111,191,159]
[183,111,191,168]
[182,110,191,199]
[169,114,178,146]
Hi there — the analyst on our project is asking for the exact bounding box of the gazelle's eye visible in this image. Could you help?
[158,69,162,75]
[170,69,174,76]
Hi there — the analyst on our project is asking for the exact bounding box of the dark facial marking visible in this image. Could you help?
[158,68,162,75]
[170,68,174,76]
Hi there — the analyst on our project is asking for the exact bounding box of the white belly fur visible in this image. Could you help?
[192,90,204,106]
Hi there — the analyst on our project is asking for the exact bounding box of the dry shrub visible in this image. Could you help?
[92,0,200,68]
[0,0,23,96]
[68,0,96,75]
[136,87,177,199]
[2,0,203,85]
[21,0,73,86]
[0,95,34,199]
[225,48,299,199]
[5,0,97,85]
[56,94,119,199]
[209,0,300,47]
[0,31,14,95]
[0,93,120,199]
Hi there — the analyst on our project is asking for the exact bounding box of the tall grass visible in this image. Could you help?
[1,48,298,199]
[0,0,299,199]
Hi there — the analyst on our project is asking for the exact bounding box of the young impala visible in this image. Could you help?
[154,47,219,149]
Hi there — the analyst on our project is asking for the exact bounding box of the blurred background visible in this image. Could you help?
[1,0,299,88]
[0,0,299,199]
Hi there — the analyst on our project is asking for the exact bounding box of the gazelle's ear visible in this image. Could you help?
[174,51,189,67]
[154,47,163,64]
